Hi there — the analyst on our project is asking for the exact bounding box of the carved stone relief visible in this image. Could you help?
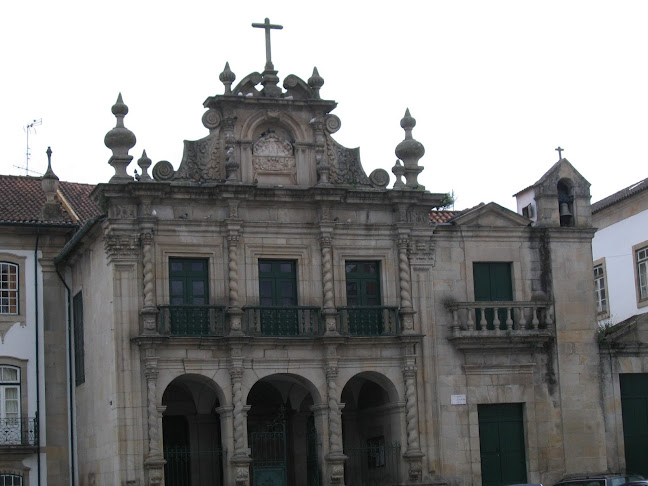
[252,132,296,184]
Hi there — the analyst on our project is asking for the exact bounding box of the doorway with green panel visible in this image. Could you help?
[478,403,527,486]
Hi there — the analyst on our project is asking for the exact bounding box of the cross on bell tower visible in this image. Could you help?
[252,17,283,97]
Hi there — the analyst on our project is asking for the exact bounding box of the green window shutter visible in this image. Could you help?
[473,263,513,330]
[169,258,209,305]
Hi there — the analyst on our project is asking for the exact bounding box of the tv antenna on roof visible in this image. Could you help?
[23,119,42,176]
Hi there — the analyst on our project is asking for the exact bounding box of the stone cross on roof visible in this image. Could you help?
[555,146,564,160]
[252,18,283,70]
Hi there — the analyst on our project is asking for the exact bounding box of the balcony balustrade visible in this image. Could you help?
[0,417,38,447]
[337,306,400,336]
[158,305,226,336]
[244,306,322,337]
[446,301,554,338]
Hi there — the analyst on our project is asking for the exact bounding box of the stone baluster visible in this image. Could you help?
[467,307,475,329]
[531,305,540,329]
[479,307,487,331]
[519,305,528,329]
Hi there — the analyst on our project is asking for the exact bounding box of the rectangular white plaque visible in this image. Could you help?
[451,394,466,405]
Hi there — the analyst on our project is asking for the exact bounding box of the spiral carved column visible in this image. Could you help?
[231,367,245,454]
[227,226,244,335]
[140,231,158,334]
[143,352,164,485]
[397,237,416,333]
[320,233,338,334]
[402,364,424,483]
[326,366,343,453]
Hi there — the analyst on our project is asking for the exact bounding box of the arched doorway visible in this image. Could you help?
[247,374,321,486]
[341,372,402,486]
[162,375,225,486]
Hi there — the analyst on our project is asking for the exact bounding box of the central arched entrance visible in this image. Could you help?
[341,372,402,486]
[162,374,225,486]
[247,374,321,486]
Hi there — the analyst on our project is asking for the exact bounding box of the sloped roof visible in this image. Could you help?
[591,176,648,214]
[429,210,460,224]
[0,175,101,225]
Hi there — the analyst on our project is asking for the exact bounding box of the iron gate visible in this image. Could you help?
[249,410,287,486]
[163,445,226,486]
[344,440,401,486]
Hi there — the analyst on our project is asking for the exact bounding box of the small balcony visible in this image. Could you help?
[337,306,400,336]
[244,306,322,337]
[0,417,38,448]
[158,305,226,337]
[446,301,554,350]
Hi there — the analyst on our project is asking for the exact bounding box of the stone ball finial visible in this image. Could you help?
[395,109,425,190]
[105,93,136,183]
[308,67,324,98]
[220,62,236,95]
[137,149,153,181]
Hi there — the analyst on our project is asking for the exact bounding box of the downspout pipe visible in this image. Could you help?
[55,267,75,486]
[34,228,42,486]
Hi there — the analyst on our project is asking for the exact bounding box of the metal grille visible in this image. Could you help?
[338,306,400,336]
[0,417,38,446]
[344,441,401,486]
[163,445,226,486]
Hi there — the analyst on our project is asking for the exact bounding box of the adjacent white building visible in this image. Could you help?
[592,178,648,325]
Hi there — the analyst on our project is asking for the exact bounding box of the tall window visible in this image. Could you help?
[0,366,20,445]
[0,263,18,315]
[593,263,608,317]
[637,246,648,304]
[168,258,210,336]
[258,260,298,335]
[73,291,85,386]
[345,261,383,335]
[473,262,513,330]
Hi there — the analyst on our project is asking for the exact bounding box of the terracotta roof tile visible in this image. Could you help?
[591,177,648,214]
[0,175,101,225]
[429,210,460,224]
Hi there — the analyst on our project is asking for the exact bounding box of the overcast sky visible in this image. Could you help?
[2,0,646,210]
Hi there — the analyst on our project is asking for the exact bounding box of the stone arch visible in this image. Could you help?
[161,374,226,486]
[340,371,403,485]
[245,373,323,486]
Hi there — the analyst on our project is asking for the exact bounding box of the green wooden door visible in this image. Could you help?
[473,262,513,330]
[345,261,383,335]
[258,260,298,335]
[478,403,527,486]
[620,373,648,474]
[169,258,209,335]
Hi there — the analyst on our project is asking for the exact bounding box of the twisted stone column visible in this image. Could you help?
[143,352,165,485]
[231,367,245,454]
[320,233,339,334]
[398,237,412,310]
[142,232,155,308]
[326,366,343,453]
[227,229,243,334]
[402,363,424,482]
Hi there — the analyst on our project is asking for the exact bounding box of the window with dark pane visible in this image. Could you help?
[73,291,85,386]
[258,260,298,335]
[473,262,513,330]
[345,261,383,335]
[168,258,210,336]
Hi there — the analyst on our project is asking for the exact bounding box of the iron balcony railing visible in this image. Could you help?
[344,440,401,486]
[0,417,38,447]
[338,306,400,336]
[163,445,226,486]
[244,306,322,337]
[158,305,227,337]
[446,301,554,337]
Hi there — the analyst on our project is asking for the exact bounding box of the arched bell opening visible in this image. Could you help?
[246,374,322,486]
[341,372,402,486]
[161,374,225,486]
[557,178,575,227]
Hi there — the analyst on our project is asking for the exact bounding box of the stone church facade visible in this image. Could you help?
[42,26,611,486]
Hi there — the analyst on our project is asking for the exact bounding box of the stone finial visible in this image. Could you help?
[220,62,236,95]
[137,150,153,181]
[105,93,136,183]
[394,109,425,189]
[308,67,324,99]
[41,147,62,219]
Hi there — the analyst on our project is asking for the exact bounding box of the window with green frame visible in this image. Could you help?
[258,260,298,335]
[168,258,210,335]
[345,261,383,335]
